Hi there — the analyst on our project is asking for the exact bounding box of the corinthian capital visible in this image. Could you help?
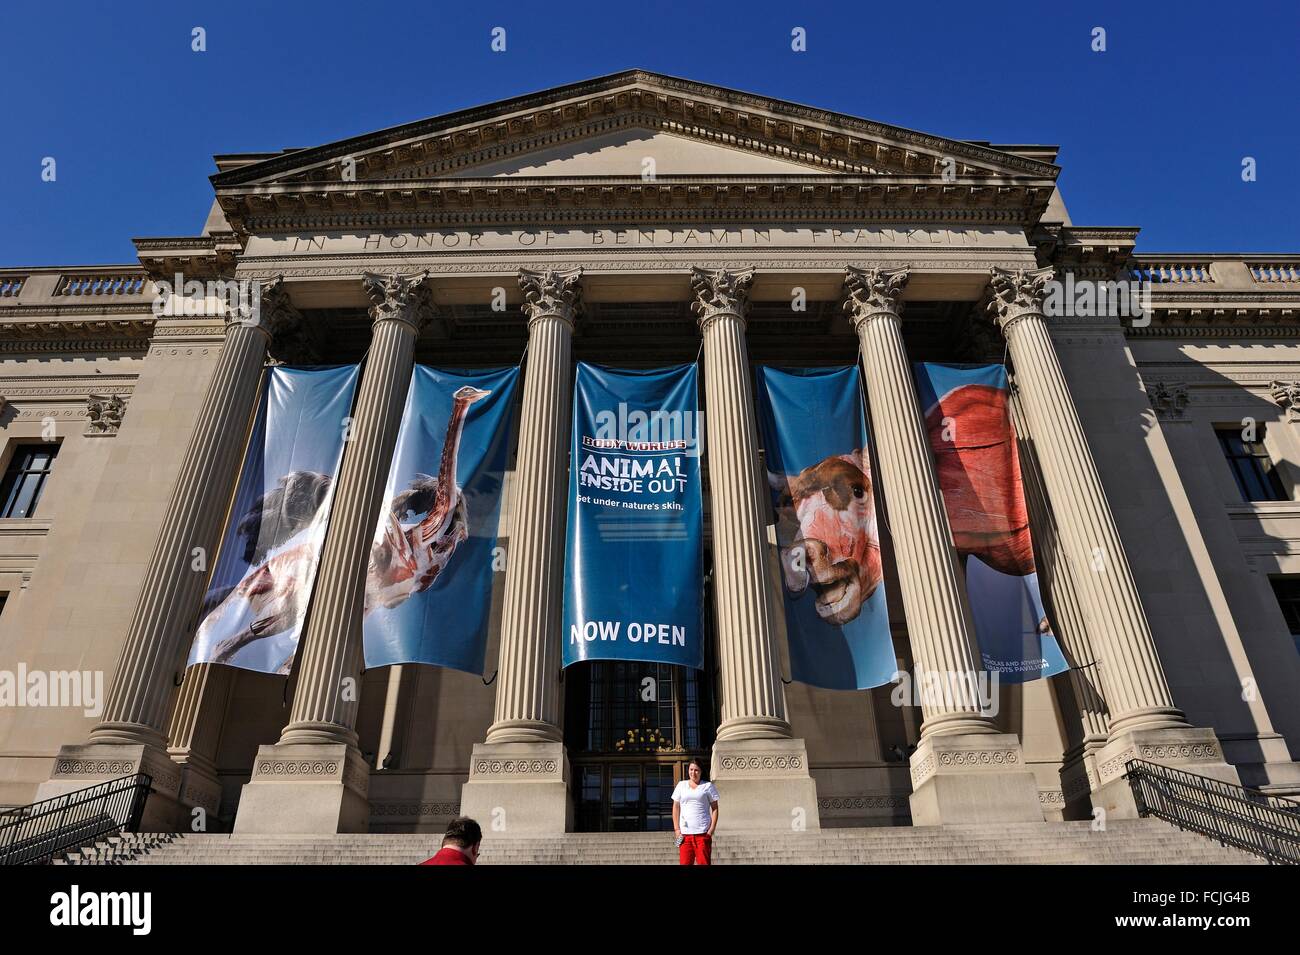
[518,267,583,327]
[362,270,436,333]
[258,275,321,364]
[842,266,909,328]
[689,267,754,329]
[987,266,1055,332]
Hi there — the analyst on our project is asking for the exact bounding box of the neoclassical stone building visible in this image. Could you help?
[2,71,1299,834]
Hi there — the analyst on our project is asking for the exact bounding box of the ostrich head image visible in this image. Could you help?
[769,450,883,626]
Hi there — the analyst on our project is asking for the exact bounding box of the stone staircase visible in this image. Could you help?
[54,819,1262,865]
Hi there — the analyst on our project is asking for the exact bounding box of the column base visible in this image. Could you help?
[167,749,225,831]
[1092,726,1240,819]
[908,733,1044,826]
[233,743,370,834]
[1059,741,1106,821]
[459,741,572,834]
[36,742,184,833]
[710,738,821,831]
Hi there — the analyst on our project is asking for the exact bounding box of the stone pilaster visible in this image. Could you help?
[691,266,819,830]
[1008,386,1111,817]
[234,271,432,834]
[35,281,284,829]
[165,662,231,829]
[460,267,581,834]
[987,266,1240,816]
[844,265,1042,826]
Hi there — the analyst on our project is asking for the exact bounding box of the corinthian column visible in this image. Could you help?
[36,277,290,827]
[235,271,432,834]
[461,268,581,834]
[1008,387,1110,816]
[988,266,1239,814]
[844,266,1042,826]
[691,266,819,831]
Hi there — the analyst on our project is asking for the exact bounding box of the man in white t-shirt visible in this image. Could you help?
[671,758,719,865]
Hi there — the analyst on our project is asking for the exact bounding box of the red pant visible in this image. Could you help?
[679,833,712,865]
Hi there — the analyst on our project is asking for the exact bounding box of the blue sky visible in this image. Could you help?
[2,0,1296,265]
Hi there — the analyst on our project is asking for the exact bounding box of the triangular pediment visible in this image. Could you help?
[445,127,828,177]
[212,70,1059,189]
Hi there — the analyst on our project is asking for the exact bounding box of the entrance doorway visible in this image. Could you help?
[564,660,716,831]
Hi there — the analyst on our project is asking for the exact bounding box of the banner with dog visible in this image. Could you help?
[912,363,1068,682]
[188,364,360,675]
[563,363,704,669]
[362,365,520,673]
[755,365,896,690]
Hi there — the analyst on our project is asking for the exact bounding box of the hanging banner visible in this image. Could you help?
[363,366,520,674]
[563,363,704,669]
[756,366,896,690]
[912,363,1068,682]
[189,364,359,675]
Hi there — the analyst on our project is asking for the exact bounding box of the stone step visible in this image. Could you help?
[55,819,1263,865]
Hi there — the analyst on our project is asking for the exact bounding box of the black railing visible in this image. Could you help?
[1124,759,1300,865]
[0,773,152,866]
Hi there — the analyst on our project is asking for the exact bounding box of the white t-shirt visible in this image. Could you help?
[672,780,719,834]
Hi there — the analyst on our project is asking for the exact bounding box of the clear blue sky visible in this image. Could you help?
[2,0,1296,266]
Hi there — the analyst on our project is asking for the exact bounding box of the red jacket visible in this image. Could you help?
[420,846,473,865]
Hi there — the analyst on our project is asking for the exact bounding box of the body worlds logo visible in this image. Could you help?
[49,885,151,935]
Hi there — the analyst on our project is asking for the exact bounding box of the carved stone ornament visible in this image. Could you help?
[518,267,584,326]
[689,266,754,328]
[361,270,436,333]
[842,265,910,327]
[84,393,126,436]
[257,275,321,364]
[1147,380,1190,420]
[987,266,1055,332]
[1270,380,1300,422]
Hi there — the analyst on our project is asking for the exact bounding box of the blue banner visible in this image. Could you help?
[189,364,359,674]
[362,366,520,674]
[912,363,1068,682]
[563,363,704,669]
[756,366,896,690]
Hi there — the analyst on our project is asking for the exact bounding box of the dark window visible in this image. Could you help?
[1270,578,1300,655]
[0,443,59,518]
[1216,427,1287,502]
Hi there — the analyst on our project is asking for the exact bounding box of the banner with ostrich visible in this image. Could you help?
[756,365,896,691]
[912,363,1068,682]
[188,364,360,675]
[362,365,520,674]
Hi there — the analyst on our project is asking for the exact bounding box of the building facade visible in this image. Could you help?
[2,71,1299,834]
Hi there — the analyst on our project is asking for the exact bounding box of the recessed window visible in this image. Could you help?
[0,443,60,518]
[1216,427,1288,502]
[1269,577,1300,654]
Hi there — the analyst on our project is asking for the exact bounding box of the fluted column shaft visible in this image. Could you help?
[279,273,429,746]
[845,266,993,738]
[486,268,582,743]
[691,268,788,741]
[91,317,270,746]
[1008,388,1110,746]
[990,267,1186,736]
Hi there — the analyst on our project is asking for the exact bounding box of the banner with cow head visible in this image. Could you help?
[188,364,360,675]
[755,365,896,690]
[563,363,704,669]
[912,362,1068,682]
[362,365,520,674]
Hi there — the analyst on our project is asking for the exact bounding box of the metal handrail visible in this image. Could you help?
[0,773,152,866]
[1124,759,1300,865]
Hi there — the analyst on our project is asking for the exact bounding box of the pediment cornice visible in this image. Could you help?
[209,71,1059,235]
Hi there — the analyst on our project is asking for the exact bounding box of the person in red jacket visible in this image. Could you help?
[420,817,482,865]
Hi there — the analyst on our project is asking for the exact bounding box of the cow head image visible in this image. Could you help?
[768,450,883,626]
